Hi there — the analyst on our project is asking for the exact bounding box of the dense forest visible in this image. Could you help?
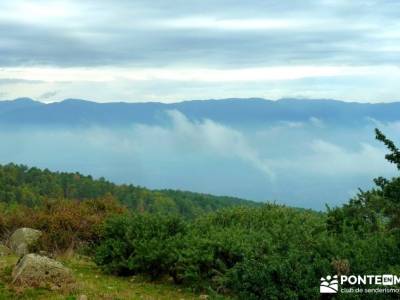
[0,164,255,218]
[1,128,400,299]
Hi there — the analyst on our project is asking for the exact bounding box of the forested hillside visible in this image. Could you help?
[0,163,255,218]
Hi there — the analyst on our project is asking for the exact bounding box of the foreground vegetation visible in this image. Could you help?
[94,205,399,299]
[0,128,399,299]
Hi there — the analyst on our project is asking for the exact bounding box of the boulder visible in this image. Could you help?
[9,228,42,255]
[0,244,11,256]
[12,254,74,289]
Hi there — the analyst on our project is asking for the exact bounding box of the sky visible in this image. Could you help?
[0,0,399,103]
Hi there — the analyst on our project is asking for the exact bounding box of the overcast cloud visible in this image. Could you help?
[0,0,399,102]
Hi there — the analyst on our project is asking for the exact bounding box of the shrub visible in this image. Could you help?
[95,203,400,299]
[0,202,32,239]
[36,195,125,252]
[95,213,186,279]
[0,195,125,253]
[94,205,337,297]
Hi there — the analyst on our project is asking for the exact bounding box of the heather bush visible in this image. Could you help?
[0,202,32,238]
[0,195,125,252]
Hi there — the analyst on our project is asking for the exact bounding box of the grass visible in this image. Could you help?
[0,254,206,300]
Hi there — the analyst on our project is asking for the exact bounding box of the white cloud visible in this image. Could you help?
[300,140,392,176]
[35,110,275,179]
[309,117,324,128]
[162,17,307,30]
[0,66,320,83]
[2,65,394,84]
[0,1,77,24]
[152,110,276,179]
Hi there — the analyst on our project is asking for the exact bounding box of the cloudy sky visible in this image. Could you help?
[0,0,399,103]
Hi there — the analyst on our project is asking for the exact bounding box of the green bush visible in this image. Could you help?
[95,200,400,299]
[95,206,334,297]
[95,213,186,279]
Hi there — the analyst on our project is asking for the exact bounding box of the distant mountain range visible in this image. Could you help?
[1,97,399,127]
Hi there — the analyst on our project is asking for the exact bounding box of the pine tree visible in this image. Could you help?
[375,128,400,170]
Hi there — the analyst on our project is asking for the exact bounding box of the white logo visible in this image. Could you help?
[320,275,338,293]
[383,275,394,285]
[320,274,400,294]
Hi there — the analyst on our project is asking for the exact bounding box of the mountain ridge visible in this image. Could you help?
[3,97,400,105]
[1,97,400,127]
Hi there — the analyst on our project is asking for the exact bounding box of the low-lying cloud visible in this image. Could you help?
[0,110,398,209]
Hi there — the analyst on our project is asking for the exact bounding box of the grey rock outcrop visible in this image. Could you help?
[12,253,74,289]
[9,228,42,255]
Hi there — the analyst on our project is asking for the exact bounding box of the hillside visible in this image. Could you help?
[0,163,256,218]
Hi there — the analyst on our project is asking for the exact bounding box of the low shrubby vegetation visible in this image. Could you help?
[93,204,400,299]
[1,128,400,299]
[0,196,124,253]
[95,206,328,299]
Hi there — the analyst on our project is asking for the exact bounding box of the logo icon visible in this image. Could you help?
[320,275,338,293]
[383,275,394,286]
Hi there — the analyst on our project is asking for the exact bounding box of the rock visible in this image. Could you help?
[199,295,209,300]
[12,254,74,289]
[38,250,49,257]
[9,228,42,256]
[78,295,88,300]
